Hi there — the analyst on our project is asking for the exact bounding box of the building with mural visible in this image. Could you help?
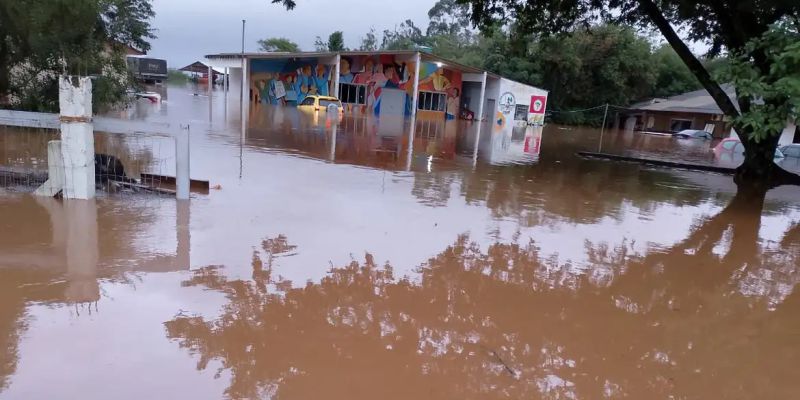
[205,50,548,129]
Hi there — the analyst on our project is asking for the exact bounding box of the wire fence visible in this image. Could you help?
[0,113,188,198]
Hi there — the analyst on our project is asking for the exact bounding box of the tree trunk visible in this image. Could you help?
[735,124,800,188]
[635,0,740,119]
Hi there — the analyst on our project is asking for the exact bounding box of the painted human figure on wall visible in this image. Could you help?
[420,68,452,91]
[339,57,354,84]
[446,87,460,120]
[284,75,298,106]
[313,65,329,96]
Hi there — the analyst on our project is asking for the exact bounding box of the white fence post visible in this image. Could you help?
[59,76,95,199]
[175,124,190,200]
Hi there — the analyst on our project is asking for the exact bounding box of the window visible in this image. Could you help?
[418,91,446,112]
[319,99,341,109]
[734,143,745,154]
[722,140,737,150]
[300,97,315,106]
[782,146,800,157]
[514,104,528,121]
[670,119,692,132]
[339,83,366,104]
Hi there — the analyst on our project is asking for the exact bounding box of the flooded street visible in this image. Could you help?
[1,84,800,399]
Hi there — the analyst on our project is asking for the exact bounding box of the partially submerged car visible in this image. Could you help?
[712,138,785,166]
[779,143,800,158]
[674,129,712,139]
[298,95,344,115]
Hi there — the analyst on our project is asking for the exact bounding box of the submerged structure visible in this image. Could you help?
[205,50,548,138]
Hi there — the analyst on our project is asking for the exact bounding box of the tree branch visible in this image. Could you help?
[636,0,740,119]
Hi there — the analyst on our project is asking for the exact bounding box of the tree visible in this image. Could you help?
[359,27,379,51]
[651,45,702,98]
[327,31,346,51]
[381,20,429,50]
[313,31,346,51]
[721,23,800,175]
[257,37,300,52]
[0,0,155,112]
[313,36,327,51]
[534,25,657,124]
[457,0,800,187]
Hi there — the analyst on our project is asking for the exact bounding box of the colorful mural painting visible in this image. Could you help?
[250,58,334,106]
[417,62,462,120]
[249,55,463,120]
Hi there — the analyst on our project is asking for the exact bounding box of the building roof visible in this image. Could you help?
[629,84,738,115]
[205,50,493,76]
[178,61,226,75]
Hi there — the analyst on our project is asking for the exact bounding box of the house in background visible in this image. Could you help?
[621,84,798,145]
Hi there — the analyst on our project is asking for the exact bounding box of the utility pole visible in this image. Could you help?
[240,19,246,109]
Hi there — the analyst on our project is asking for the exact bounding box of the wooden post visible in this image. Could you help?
[599,103,609,152]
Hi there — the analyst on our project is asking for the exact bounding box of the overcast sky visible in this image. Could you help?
[147,0,437,68]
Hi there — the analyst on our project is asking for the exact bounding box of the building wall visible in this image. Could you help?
[496,78,548,127]
[483,78,500,121]
[246,54,463,119]
[639,111,728,137]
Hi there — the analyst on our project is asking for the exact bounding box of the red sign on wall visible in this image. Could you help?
[529,95,548,114]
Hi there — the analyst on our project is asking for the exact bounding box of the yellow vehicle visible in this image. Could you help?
[297,95,344,114]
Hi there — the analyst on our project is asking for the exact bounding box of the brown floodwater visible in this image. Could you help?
[1,84,799,399]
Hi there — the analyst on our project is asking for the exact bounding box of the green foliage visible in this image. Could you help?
[0,0,155,112]
[313,32,346,51]
[721,23,800,142]
[327,31,346,51]
[381,20,429,50]
[257,37,300,52]
[651,45,702,98]
[313,36,327,52]
[359,28,379,51]
[535,25,657,123]
[167,69,189,84]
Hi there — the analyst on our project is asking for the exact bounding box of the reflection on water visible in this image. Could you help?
[1,84,799,399]
[165,198,800,398]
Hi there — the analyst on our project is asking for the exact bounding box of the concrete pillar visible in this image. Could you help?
[207,65,213,95]
[175,124,190,200]
[411,52,421,117]
[58,76,95,199]
[241,58,249,121]
[34,140,65,197]
[472,72,488,167]
[328,117,337,162]
[405,114,417,171]
[333,54,341,100]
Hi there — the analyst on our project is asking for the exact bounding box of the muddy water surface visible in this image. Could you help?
[1,84,799,399]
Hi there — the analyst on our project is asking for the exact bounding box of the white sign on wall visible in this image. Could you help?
[499,92,516,114]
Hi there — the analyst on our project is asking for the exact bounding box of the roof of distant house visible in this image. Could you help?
[629,84,739,115]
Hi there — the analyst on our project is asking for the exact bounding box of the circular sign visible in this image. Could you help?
[499,92,516,114]
[532,99,544,113]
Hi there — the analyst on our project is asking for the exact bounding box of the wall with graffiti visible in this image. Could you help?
[250,58,334,106]
[417,62,463,120]
[249,55,463,119]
